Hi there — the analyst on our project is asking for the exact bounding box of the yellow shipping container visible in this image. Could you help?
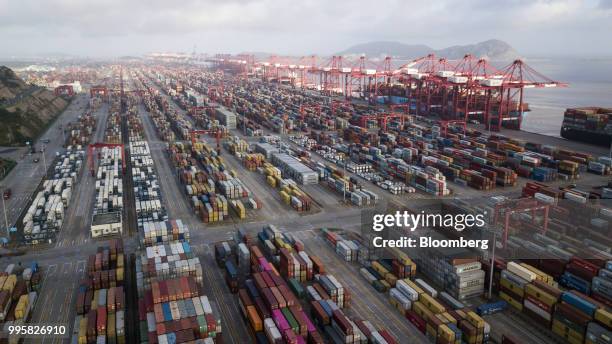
[520,263,555,286]
[420,293,445,314]
[500,277,525,297]
[2,275,16,293]
[14,294,29,319]
[267,176,276,187]
[385,273,397,287]
[78,317,87,344]
[466,311,485,330]
[403,279,425,295]
[595,308,612,329]
[524,283,557,307]
[499,291,523,311]
[438,324,455,342]
[441,312,457,324]
[434,314,449,324]
[371,261,389,276]
[280,191,291,204]
[413,301,433,320]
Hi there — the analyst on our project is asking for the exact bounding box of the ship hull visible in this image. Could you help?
[560,126,612,146]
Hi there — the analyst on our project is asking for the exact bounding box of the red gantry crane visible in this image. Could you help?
[493,198,550,248]
[190,129,223,155]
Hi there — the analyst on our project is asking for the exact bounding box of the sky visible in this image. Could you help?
[1,0,611,58]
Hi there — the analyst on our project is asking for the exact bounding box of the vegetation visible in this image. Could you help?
[0,157,17,180]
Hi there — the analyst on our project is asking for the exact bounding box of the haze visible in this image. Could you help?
[1,0,611,58]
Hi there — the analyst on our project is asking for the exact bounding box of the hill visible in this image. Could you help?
[0,66,69,146]
[337,39,520,61]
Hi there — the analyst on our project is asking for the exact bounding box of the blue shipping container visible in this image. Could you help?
[560,291,597,317]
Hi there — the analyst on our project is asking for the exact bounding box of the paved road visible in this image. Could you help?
[0,94,89,236]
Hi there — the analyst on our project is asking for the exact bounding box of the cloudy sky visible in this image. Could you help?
[1,0,611,58]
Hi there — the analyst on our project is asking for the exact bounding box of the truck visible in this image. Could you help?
[3,188,11,200]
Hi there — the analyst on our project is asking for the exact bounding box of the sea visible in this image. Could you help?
[520,57,612,137]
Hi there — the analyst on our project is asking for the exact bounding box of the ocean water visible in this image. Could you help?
[519,57,612,137]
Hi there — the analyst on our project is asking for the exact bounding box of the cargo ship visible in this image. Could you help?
[560,107,612,146]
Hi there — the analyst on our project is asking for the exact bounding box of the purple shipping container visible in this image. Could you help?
[273,309,290,332]
[259,257,272,272]
[303,310,316,332]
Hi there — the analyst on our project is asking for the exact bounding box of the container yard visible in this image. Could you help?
[1,28,612,344]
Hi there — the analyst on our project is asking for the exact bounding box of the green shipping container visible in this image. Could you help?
[288,278,304,299]
[197,315,208,335]
[281,307,299,332]
[138,321,148,343]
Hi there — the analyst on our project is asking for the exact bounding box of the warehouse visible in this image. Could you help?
[270,152,319,185]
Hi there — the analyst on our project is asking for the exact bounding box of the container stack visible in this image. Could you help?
[130,135,167,224]
[22,146,84,244]
[412,247,484,301]
[140,219,190,246]
[270,152,319,185]
[242,154,265,171]
[136,238,221,342]
[0,263,40,344]
[498,262,535,311]
[104,112,122,144]
[394,277,490,344]
[136,242,203,293]
[553,291,602,344]
[73,240,126,344]
[90,145,124,238]
[66,112,97,146]
[187,141,258,222]
[523,280,561,328]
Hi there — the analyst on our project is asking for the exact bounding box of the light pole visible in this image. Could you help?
[41,145,47,176]
[1,187,9,238]
[488,230,497,300]
[342,157,346,203]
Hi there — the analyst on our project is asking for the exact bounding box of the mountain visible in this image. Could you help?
[336,41,432,59]
[0,66,68,146]
[338,39,520,61]
[436,39,519,61]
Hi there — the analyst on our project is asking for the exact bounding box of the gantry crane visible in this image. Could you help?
[437,120,467,136]
[190,129,223,155]
[214,54,566,130]
[493,198,550,248]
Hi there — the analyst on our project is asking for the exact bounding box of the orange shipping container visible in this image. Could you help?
[247,305,262,332]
